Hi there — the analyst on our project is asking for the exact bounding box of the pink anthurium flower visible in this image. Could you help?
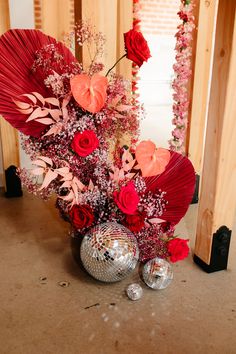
[135,140,170,177]
[70,74,108,114]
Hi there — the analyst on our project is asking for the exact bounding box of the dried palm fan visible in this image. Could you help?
[145,151,196,225]
[0,29,78,137]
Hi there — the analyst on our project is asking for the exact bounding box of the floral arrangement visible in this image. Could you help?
[169,0,195,153]
[0,24,195,265]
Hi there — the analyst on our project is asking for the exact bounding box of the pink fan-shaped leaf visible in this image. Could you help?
[0,29,78,136]
[144,152,196,225]
[70,74,108,113]
[135,140,170,177]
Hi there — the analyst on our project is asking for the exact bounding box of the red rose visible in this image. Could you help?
[124,212,145,233]
[124,29,151,67]
[167,238,189,263]
[69,204,94,230]
[113,181,139,215]
[71,130,99,157]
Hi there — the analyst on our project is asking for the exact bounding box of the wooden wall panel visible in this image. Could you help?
[188,0,219,172]
[116,0,132,79]
[194,0,236,264]
[75,0,132,77]
[81,0,118,74]
[0,0,20,189]
[34,0,74,41]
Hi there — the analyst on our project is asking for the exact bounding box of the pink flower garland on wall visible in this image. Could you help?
[169,0,195,153]
[132,0,142,102]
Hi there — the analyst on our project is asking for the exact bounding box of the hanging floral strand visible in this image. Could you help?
[132,0,142,104]
[169,0,195,153]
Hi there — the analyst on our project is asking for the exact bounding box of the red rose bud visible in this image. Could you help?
[71,130,99,157]
[69,204,94,230]
[167,238,189,263]
[124,212,145,233]
[113,181,139,215]
[124,29,151,67]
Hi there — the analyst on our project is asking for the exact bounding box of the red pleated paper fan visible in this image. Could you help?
[0,29,78,137]
[144,151,196,225]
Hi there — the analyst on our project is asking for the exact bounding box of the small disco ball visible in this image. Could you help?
[80,222,139,282]
[142,257,173,290]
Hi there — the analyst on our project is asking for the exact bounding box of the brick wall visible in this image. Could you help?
[139,0,180,36]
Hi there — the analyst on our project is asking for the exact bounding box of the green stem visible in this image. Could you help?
[105,54,127,77]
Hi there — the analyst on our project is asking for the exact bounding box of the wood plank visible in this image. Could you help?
[185,0,200,155]
[40,0,74,41]
[194,0,236,264]
[81,0,117,74]
[0,0,20,188]
[116,0,132,79]
[74,0,82,62]
[188,0,219,172]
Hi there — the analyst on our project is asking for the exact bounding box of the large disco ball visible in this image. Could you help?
[80,222,139,282]
[142,257,173,290]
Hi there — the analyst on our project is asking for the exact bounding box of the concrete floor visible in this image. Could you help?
[0,191,236,354]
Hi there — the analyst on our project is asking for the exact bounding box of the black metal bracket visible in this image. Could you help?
[4,165,23,198]
[191,174,200,204]
[194,225,231,273]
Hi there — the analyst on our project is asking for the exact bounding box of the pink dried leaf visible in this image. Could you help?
[31,167,45,176]
[122,150,133,162]
[26,107,48,122]
[114,113,125,119]
[56,167,70,176]
[22,93,37,104]
[44,97,60,106]
[60,181,71,188]
[32,92,45,105]
[133,163,141,170]
[110,95,122,106]
[43,124,62,137]
[61,172,73,181]
[17,107,34,114]
[123,159,136,172]
[13,100,31,110]
[71,181,79,200]
[39,169,58,190]
[35,118,55,125]
[116,104,132,112]
[48,109,62,121]
[60,190,74,201]
[62,107,69,122]
[38,156,53,166]
[109,171,114,180]
[149,218,165,224]
[118,169,125,181]
[74,177,85,191]
[88,179,94,191]
[125,172,136,179]
[32,159,47,168]
[62,94,71,108]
